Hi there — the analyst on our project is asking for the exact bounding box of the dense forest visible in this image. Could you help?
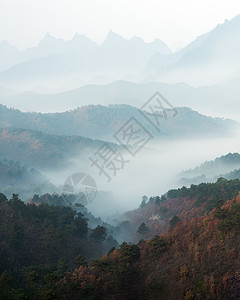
[56,195,240,300]
[0,193,118,299]
[2,5,240,300]
[1,178,240,299]
[124,177,240,240]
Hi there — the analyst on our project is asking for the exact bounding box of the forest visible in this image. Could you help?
[1,178,240,299]
[1,5,240,299]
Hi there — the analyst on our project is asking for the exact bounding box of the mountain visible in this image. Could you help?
[0,193,118,299]
[124,177,240,239]
[1,81,194,112]
[0,33,98,72]
[178,153,240,186]
[0,32,171,91]
[2,179,240,299]
[0,127,116,169]
[0,41,20,71]
[2,15,240,89]
[73,187,240,300]
[0,103,238,141]
[142,31,210,78]
[93,31,171,75]
[0,159,43,185]
[144,15,240,86]
[0,53,87,91]
[0,159,55,199]
[180,152,240,178]
[2,79,240,120]
[27,32,98,58]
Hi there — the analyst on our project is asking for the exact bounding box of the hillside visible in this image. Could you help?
[2,15,240,90]
[178,153,240,186]
[144,15,240,86]
[0,193,117,299]
[57,196,240,300]
[0,127,116,169]
[0,159,55,199]
[2,179,240,299]
[0,159,43,185]
[0,104,238,141]
[123,177,240,241]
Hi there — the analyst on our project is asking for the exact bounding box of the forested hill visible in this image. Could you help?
[0,193,117,299]
[59,194,240,300]
[124,177,240,240]
[0,159,56,199]
[1,179,240,299]
[179,152,240,185]
[0,127,116,169]
[0,159,43,185]
[0,104,238,141]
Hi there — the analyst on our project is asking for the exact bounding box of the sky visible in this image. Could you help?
[0,0,240,50]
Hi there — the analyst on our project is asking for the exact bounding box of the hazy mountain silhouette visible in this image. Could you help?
[0,31,171,91]
[1,80,240,120]
[144,15,240,86]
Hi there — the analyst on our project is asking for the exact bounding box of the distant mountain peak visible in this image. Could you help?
[130,35,144,42]
[38,33,65,47]
[0,40,17,50]
[71,33,97,46]
[103,30,126,43]
[72,32,90,41]
[42,32,57,41]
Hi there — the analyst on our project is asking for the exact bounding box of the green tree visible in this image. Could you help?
[90,226,107,243]
[140,195,148,208]
[74,254,88,267]
[137,223,149,235]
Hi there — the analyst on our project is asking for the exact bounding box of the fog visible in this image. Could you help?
[39,133,240,221]
[1,13,240,224]
[2,79,240,125]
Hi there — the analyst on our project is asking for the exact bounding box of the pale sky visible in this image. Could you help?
[0,0,240,50]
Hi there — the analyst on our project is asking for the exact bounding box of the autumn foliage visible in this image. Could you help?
[1,178,240,299]
[57,185,240,299]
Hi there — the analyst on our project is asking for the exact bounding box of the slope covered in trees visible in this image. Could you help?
[2,188,240,299]
[0,159,55,199]
[0,127,115,169]
[2,178,240,299]
[178,153,240,186]
[0,194,117,299]
[58,195,240,299]
[124,178,240,241]
[0,159,43,185]
[0,104,238,141]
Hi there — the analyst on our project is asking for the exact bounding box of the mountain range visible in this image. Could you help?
[0,31,171,72]
[2,79,240,122]
[143,15,240,86]
[0,31,171,91]
[0,103,238,142]
[1,15,240,91]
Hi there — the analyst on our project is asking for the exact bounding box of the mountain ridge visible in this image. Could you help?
[0,103,237,141]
